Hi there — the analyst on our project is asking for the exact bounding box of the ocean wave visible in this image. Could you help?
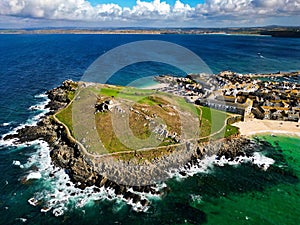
[0,122,13,127]
[21,140,150,216]
[169,152,275,179]
[8,138,275,217]
[190,194,203,204]
[0,137,32,151]
[26,172,42,180]
[28,94,50,111]
[26,94,50,125]
[12,160,25,169]
[35,93,48,99]
[15,218,27,223]
[25,141,275,217]
[8,136,276,217]
[0,93,50,147]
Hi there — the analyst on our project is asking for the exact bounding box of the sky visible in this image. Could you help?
[0,0,300,28]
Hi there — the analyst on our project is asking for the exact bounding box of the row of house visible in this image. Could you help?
[215,72,300,122]
[155,72,300,123]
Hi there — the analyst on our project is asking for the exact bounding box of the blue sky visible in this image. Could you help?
[0,0,299,28]
[89,0,204,7]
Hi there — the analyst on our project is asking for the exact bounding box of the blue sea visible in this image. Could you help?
[0,34,300,225]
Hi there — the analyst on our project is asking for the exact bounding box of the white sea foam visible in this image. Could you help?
[28,197,39,206]
[35,93,48,98]
[190,194,203,204]
[27,172,42,180]
[29,94,50,112]
[12,160,21,166]
[0,122,12,127]
[16,217,27,223]
[127,185,162,202]
[214,153,275,171]
[0,93,50,147]
[26,96,50,125]
[40,207,52,213]
[52,207,65,217]
[12,160,25,169]
[169,152,275,179]
[3,133,276,217]
[24,139,274,217]
[20,140,150,216]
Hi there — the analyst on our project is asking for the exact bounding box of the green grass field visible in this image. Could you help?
[199,106,229,138]
[55,84,239,155]
[56,103,73,135]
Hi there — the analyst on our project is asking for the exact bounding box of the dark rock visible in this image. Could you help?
[179,171,187,176]
[140,199,148,207]
[132,194,141,203]
[123,191,132,200]
[114,185,126,195]
[196,147,202,156]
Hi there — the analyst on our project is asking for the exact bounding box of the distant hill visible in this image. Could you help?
[260,30,300,38]
[0,26,300,37]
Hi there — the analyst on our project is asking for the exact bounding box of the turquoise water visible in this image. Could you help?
[200,135,300,225]
[0,34,300,224]
[126,76,161,88]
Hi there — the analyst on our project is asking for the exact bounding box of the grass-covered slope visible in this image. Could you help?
[55,84,238,155]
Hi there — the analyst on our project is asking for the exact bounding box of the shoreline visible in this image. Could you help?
[2,80,258,204]
[248,70,300,78]
[2,79,256,212]
[233,119,300,137]
[140,82,169,90]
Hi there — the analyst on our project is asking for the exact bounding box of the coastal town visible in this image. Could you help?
[154,71,300,124]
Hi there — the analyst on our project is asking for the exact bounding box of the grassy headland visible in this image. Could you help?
[55,84,237,156]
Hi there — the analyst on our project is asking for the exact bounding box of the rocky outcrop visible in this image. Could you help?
[46,79,76,112]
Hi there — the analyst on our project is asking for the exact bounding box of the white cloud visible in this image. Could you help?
[173,0,192,13]
[0,0,300,26]
[172,0,193,20]
[0,0,123,20]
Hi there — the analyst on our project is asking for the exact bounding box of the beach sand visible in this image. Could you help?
[233,119,300,137]
[140,83,169,90]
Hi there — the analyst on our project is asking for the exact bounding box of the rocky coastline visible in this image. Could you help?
[3,80,260,210]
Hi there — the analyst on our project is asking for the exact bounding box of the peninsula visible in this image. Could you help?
[4,70,300,211]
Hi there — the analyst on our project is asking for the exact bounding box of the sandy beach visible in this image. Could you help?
[140,83,169,90]
[233,119,300,137]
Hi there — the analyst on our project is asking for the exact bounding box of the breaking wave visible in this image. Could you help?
[168,153,275,180]
[23,140,152,216]
[0,93,50,147]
